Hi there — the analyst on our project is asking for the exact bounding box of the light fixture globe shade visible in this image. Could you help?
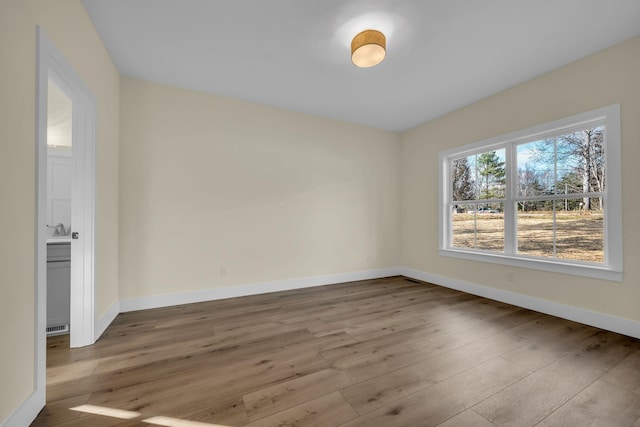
[351,29,386,68]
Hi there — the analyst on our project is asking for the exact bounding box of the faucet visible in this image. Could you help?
[46,223,67,236]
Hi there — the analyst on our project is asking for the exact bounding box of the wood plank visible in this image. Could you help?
[504,314,572,341]
[243,392,357,427]
[142,393,249,426]
[537,380,640,427]
[90,322,305,375]
[47,328,322,402]
[340,331,528,414]
[501,322,600,370]
[30,393,90,426]
[601,349,640,394]
[47,359,101,386]
[436,410,495,427]
[242,368,351,421]
[86,342,330,413]
[46,415,143,427]
[473,354,606,426]
[339,358,530,427]
[321,324,467,369]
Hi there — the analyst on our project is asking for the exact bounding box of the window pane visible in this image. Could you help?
[517,205,554,258]
[517,139,554,197]
[451,156,476,201]
[476,203,504,252]
[451,204,504,252]
[556,198,604,263]
[556,127,605,195]
[516,199,605,263]
[452,207,476,249]
[476,149,506,199]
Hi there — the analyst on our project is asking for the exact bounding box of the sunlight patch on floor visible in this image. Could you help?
[143,416,230,427]
[70,404,140,419]
[69,404,230,426]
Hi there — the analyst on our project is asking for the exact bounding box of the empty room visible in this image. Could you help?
[2,1,640,426]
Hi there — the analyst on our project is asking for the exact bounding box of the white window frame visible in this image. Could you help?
[439,104,622,281]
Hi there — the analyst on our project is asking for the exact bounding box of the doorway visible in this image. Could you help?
[46,79,73,337]
[35,27,97,404]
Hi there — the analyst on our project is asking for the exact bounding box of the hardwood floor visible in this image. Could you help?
[32,276,640,426]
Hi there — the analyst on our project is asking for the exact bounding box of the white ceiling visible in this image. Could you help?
[82,0,640,132]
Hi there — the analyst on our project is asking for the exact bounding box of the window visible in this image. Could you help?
[439,105,622,281]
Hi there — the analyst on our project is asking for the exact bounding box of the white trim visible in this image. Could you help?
[0,390,43,427]
[120,268,401,312]
[95,300,120,340]
[33,27,48,423]
[603,105,623,272]
[399,267,640,340]
[439,105,619,159]
[439,249,623,282]
[439,104,622,280]
[47,146,72,157]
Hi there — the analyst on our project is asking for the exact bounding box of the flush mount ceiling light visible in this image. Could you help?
[351,29,386,68]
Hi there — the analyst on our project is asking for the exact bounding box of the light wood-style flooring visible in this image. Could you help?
[33,276,640,426]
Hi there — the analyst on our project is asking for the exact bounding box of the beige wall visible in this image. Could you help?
[119,77,400,300]
[401,36,640,322]
[0,0,119,420]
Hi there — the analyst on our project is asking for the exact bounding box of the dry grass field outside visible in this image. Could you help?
[452,211,604,262]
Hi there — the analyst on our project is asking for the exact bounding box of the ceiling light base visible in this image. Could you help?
[351,29,386,68]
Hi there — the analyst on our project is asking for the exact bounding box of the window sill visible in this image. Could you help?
[439,248,622,282]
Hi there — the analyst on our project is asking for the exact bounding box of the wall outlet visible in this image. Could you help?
[220,265,227,276]
[506,271,514,282]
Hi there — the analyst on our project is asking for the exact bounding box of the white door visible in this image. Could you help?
[40,34,96,349]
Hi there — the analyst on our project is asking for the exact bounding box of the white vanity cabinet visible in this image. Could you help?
[47,242,70,334]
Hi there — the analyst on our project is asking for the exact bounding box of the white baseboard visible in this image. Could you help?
[400,267,640,340]
[95,299,120,340]
[120,267,402,312]
[0,388,44,427]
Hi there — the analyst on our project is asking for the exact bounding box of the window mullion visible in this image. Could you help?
[553,137,558,258]
[504,144,516,255]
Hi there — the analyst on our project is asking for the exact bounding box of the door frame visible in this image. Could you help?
[35,26,96,400]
